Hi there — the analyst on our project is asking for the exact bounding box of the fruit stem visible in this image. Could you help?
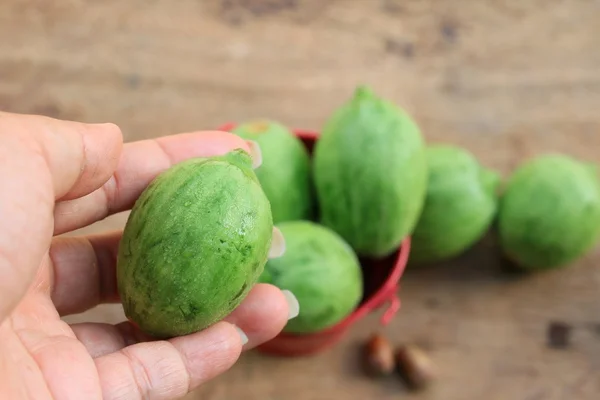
[223,148,254,170]
[354,85,375,100]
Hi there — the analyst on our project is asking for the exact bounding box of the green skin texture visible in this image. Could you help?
[116,149,273,338]
[259,221,363,334]
[312,86,428,258]
[498,154,600,270]
[410,145,501,264]
[232,120,314,224]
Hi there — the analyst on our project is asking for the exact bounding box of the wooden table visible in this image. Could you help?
[1,1,599,398]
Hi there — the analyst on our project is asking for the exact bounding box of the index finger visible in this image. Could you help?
[53,130,259,235]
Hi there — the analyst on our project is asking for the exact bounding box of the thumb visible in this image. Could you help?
[0,112,124,200]
[0,112,123,320]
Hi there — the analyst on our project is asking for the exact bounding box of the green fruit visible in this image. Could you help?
[232,120,314,224]
[498,154,600,270]
[410,145,501,264]
[117,149,273,338]
[312,86,428,257]
[259,221,363,334]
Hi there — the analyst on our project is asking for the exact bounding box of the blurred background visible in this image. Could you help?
[2,0,600,399]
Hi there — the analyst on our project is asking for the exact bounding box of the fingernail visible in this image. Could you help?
[268,227,285,259]
[281,289,300,320]
[234,325,249,345]
[246,140,262,169]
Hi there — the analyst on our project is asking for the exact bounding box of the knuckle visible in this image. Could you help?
[102,122,124,142]
[121,343,189,399]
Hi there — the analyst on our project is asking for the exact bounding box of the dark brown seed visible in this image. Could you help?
[395,344,436,391]
[547,321,572,349]
[362,333,395,377]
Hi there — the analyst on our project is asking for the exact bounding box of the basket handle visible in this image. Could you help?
[380,293,401,325]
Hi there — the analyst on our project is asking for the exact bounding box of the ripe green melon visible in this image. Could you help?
[410,145,501,264]
[312,86,428,257]
[116,149,273,338]
[232,120,314,224]
[498,154,600,270]
[259,221,363,334]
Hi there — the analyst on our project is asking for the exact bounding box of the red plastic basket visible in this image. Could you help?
[219,123,411,357]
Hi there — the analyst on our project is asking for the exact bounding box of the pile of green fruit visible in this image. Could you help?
[115,85,600,339]
[232,86,431,335]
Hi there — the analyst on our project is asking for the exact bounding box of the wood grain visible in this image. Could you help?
[1,0,599,399]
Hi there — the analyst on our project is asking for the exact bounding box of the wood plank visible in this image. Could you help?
[1,1,599,398]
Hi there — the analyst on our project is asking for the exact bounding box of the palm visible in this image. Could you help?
[1,257,103,399]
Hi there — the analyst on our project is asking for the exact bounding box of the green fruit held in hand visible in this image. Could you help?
[313,86,428,257]
[116,149,274,338]
[232,120,314,224]
[498,154,600,270]
[410,145,501,264]
[259,221,363,334]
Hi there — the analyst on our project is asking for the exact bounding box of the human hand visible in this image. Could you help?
[0,112,297,399]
